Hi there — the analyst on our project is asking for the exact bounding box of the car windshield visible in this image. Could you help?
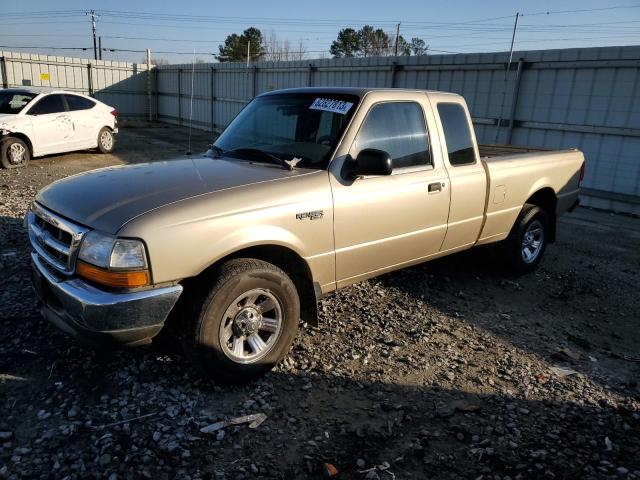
[0,91,37,114]
[213,93,360,169]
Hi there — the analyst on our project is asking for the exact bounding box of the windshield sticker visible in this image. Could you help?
[310,98,354,115]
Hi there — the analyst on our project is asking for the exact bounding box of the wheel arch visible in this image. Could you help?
[183,244,319,327]
[524,187,557,242]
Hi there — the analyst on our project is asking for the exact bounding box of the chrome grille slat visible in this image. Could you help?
[29,222,71,256]
[27,203,89,275]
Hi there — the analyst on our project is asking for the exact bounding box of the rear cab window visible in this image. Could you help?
[437,102,477,166]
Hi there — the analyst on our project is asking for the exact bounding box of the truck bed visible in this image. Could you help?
[479,144,548,158]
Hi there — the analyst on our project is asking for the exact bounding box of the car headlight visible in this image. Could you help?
[77,231,149,288]
[78,231,115,268]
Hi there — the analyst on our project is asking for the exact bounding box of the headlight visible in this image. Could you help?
[77,231,149,288]
[78,231,115,268]
[111,239,147,269]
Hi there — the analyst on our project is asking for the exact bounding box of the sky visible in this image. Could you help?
[0,0,639,64]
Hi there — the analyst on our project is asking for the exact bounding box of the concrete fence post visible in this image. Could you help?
[506,58,525,144]
[307,63,316,87]
[146,49,152,122]
[87,63,94,97]
[177,68,182,126]
[0,57,8,89]
[210,66,216,133]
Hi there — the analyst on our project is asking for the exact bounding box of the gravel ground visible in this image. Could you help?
[1,125,639,480]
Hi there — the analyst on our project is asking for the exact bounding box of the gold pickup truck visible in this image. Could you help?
[28,87,584,382]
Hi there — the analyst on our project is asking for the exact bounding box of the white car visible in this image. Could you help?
[0,88,118,168]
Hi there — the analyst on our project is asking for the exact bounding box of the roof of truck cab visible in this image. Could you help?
[259,87,462,98]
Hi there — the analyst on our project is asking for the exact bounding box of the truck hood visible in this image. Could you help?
[36,155,309,233]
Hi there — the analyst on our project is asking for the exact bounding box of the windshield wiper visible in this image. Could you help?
[229,148,294,170]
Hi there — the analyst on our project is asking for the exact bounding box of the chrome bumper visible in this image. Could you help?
[31,252,182,346]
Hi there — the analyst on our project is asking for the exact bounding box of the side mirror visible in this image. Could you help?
[344,148,393,180]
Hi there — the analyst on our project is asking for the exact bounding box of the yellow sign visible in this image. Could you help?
[40,73,50,81]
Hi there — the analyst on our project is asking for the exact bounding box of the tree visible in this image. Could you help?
[390,34,411,56]
[264,31,307,61]
[410,38,428,56]
[360,25,390,57]
[217,27,265,62]
[330,26,423,58]
[330,28,360,58]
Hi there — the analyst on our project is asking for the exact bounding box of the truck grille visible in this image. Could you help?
[27,203,89,275]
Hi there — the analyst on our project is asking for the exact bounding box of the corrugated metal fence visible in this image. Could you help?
[0,51,151,118]
[156,46,640,214]
[1,47,638,213]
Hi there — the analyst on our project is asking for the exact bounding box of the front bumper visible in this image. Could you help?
[31,252,182,347]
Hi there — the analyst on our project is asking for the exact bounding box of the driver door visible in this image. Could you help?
[329,92,450,287]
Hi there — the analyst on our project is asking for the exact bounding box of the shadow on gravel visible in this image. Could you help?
[377,243,640,397]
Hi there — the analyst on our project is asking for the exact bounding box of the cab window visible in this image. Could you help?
[65,95,95,111]
[28,95,66,115]
[354,102,430,169]
[437,102,476,166]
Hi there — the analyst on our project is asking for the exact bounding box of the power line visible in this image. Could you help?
[0,45,92,51]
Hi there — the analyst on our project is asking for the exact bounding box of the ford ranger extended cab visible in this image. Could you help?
[28,87,584,382]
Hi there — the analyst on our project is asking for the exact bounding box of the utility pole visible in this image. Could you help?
[495,12,520,144]
[98,36,102,60]
[247,40,250,68]
[87,10,98,61]
[394,23,401,56]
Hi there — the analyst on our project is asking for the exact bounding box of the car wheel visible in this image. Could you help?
[97,127,115,154]
[188,258,300,383]
[0,137,30,169]
[504,203,549,274]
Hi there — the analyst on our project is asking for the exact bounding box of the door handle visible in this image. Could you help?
[428,182,443,193]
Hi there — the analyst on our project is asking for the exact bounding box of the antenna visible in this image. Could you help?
[186,48,196,155]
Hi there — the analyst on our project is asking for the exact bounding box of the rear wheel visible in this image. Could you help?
[0,137,30,169]
[97,127,115,154]
[504,204,549,274]
[188,258,300,383]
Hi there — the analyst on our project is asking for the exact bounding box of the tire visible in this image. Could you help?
[97,127,115,154]
[504,203,549,274]
[0,137,30,169]
[188,258,300,383]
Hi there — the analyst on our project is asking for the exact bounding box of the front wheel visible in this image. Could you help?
[97,127,115,154]
[188,258,300,383]
[0,137,30,169]
[504,204,549,274]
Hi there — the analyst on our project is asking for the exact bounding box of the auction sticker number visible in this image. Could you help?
[310,98,353,115]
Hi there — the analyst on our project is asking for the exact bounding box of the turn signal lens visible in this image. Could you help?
[77,260,149,288]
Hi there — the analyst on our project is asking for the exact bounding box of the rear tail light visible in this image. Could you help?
[579,162,585,183]
[110,109,119,117]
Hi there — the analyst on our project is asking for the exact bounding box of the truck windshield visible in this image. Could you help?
[213,93,360,169]
[0,91,37,114]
